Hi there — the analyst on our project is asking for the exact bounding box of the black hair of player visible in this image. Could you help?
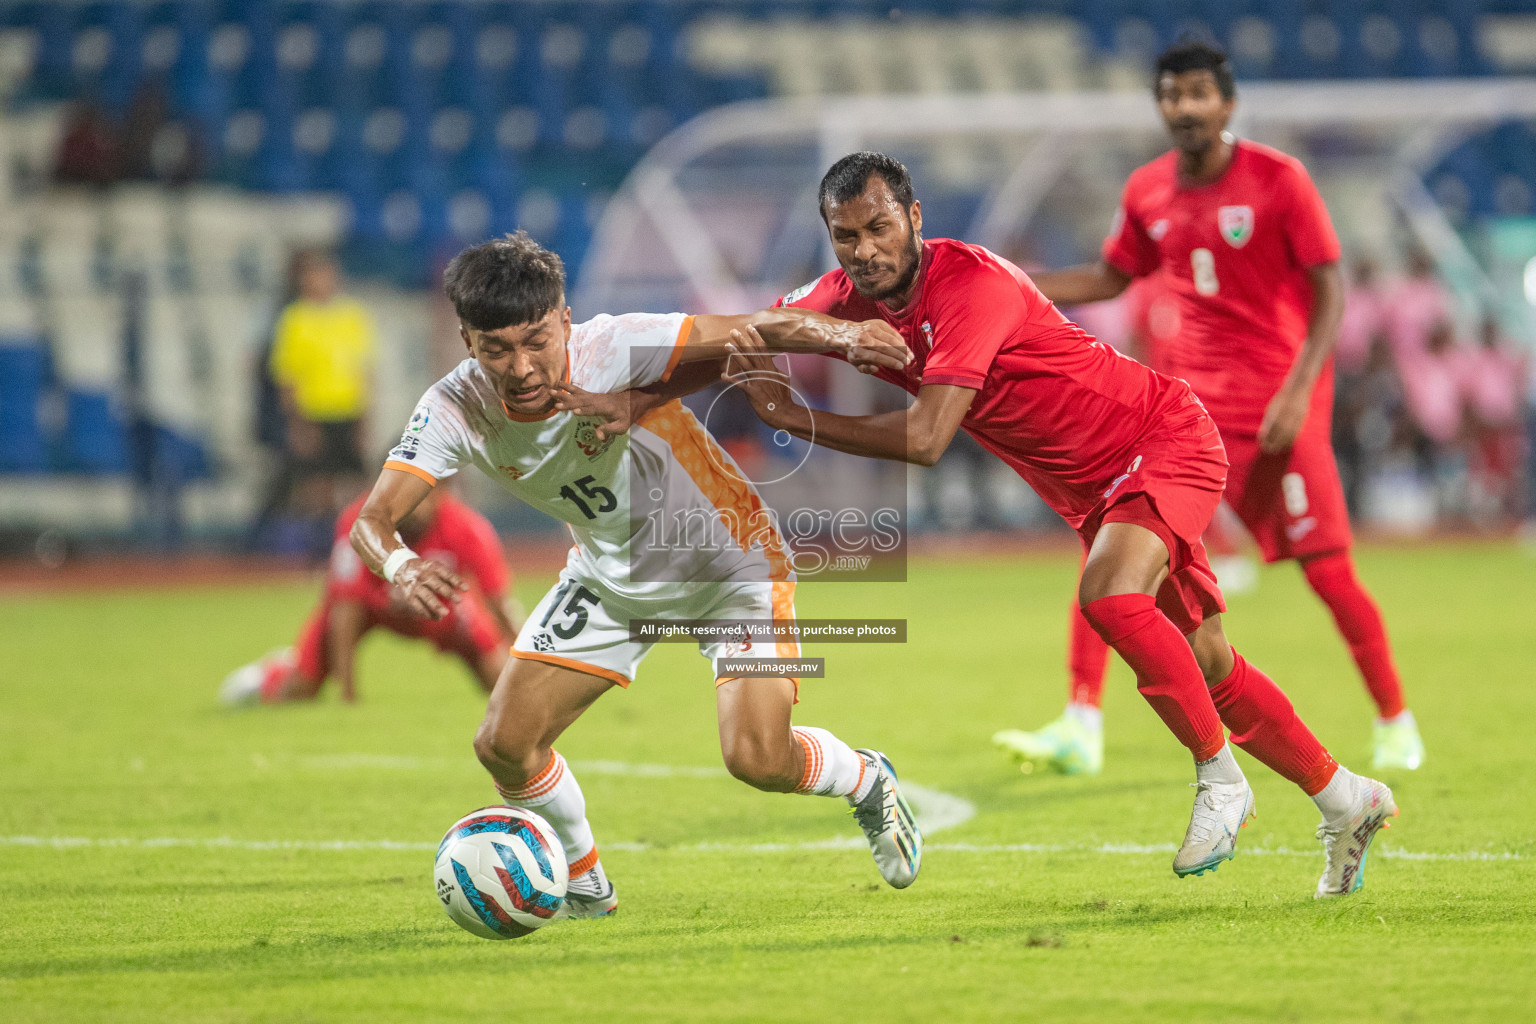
[443,231,566,331]
[1154,38,1235,100]
[818,151,916,221]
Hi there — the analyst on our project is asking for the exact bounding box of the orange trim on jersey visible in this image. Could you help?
[659,315,695,383]
[568,846,601,876]
[511,649,631,688]
[771,580,799,660]
[635,400,794,586]
[383,460,438,486]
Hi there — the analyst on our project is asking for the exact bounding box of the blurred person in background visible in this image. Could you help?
[52,97,121,186]
[1398,321,1468,478]
[1333,257,1388,514]
[222,484,521,705]
[249,251,376,556]
[1462,317,1526,525]
[1525,356,1536,544]
[1386,247,1454,363]
[997,38,1423,777]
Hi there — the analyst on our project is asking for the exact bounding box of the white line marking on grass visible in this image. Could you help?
[0,834,1521,863]
[10,760,1519,864]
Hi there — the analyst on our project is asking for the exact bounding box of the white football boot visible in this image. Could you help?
[218,647,294,706]
[1315,774,1398,898]
[556,866,618,920]
[1172,779,1256,877]
[850,750,922,889]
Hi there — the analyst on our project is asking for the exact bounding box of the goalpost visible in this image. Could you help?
[579,79,1536,335]
[576,79,1536,533]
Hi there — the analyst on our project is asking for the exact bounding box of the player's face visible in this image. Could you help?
[462,306,572,416]
[1155,70,1232,155]
[823,178,924,304]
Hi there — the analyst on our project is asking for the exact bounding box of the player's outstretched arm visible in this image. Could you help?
[351,469,467,620]
[1258,260,1344,453]
[551,357,726,440]
[1029,260,1133,306]
[687,309,914,374]
[723,324,974,466]
[326,599,368,703]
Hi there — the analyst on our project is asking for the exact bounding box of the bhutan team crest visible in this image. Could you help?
[574,418,615,460]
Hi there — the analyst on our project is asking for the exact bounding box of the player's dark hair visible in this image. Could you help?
[442,231,565,330]
[818,151,915,219]
[1154,38,1235,100]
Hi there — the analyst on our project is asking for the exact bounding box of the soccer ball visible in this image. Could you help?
[433,806,569,939]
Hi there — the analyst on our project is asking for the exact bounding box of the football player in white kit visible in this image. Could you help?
[349,233,923,918]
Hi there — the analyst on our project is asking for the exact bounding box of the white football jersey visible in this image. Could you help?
[385,312,791,597]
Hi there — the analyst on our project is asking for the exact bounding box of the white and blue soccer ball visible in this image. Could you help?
[433,806,568,939]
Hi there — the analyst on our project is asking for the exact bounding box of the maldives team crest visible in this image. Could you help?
[1218,205,1254,248]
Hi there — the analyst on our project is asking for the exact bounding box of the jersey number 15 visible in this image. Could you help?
[559,474,618,520]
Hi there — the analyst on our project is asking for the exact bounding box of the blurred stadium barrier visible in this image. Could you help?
[1,2,1534,550]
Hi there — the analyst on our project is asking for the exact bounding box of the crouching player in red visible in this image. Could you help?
[221,485,520,705]
[716,154,1395,896]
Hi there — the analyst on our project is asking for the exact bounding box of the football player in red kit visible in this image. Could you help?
[994,39,1423,778]
[718,152,1398,896]
[221,485,520,705]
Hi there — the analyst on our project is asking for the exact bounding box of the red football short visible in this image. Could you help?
[1221,415,1353,564]
[1078,411,1229,636]
[294,590,505,682]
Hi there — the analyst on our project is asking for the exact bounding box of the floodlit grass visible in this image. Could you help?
[2,543,1533,1022]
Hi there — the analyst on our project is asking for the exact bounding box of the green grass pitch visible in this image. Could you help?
[2,543,1533,1022]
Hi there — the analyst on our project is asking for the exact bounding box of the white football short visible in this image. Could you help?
[511,566,800,688]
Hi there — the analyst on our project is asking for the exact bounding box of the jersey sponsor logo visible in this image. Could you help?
[1218,206,1254,248]
[781,280,817,305]
[407,404,431,432]
[574,419,615,460]
[919,321,934,351]
[529,631,556,653]
[1148,218,1170,241]
[1102,455,1143,499]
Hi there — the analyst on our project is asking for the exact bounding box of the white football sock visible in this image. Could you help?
[792,726,876,802]
[1194,743,1245,786]
[1311,766,1358,823]
[1376,709,1415,727]
[496,750,607,893]
[1065,701,1103,732]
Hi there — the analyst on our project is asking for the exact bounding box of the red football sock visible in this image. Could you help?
[1068,600,1111,707]
[1080,594,1224,761]
[1301,552,1406,719]
[1208,648,1339,795]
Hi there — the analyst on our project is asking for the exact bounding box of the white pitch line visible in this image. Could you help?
[0,835,1522,863]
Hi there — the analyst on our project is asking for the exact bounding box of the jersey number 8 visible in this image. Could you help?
[1191,248,1220,296]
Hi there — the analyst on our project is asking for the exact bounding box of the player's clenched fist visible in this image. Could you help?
[391,557,468,620]
[840,318,911,374]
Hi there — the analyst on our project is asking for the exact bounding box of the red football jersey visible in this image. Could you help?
[1102,139,1342,433]
[779,238,1207,529]
[327,492,510,607]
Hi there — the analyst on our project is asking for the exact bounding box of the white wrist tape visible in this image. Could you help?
[382,546,419,583]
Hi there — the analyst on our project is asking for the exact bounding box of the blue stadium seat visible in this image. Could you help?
[0,344,49,473]
[61,389,129,474]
